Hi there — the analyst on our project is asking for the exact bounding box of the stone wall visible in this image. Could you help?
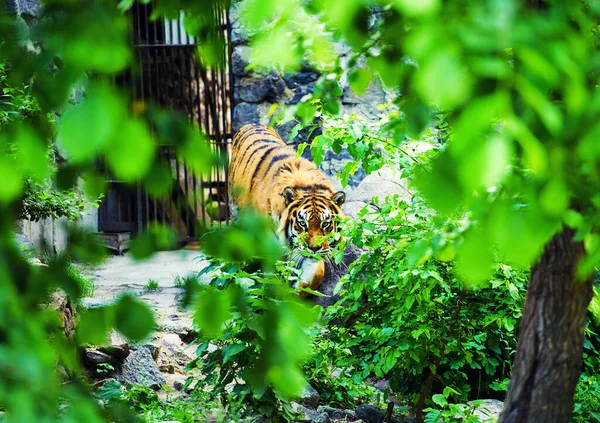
[229,2,394,190]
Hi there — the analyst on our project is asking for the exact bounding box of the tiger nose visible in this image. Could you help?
[308,245,320,252]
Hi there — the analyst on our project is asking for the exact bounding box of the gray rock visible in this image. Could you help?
[233,102,260,132]
[355,404,384,423]
[319,149,367,188]
[232,46,250,77]
[316,405,355,420]
[119,348,166,390]
[340,166,412,219]
[291,402,330,423]
[48,291,76,338]
[465,399,503,422]
[231,27,249,46]
[143,344,161,361]
[292,71,320,85]
[84,349,117,367]
[5,0,41,16]
[297,383,320,409]
[98,331,130,359]
[313,244,363,308]
[236,77,270,103]
[265,72,287,101]
[355,404,412,423]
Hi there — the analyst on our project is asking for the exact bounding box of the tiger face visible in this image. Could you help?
[281,187,346,256]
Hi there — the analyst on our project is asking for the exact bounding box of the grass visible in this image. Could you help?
[173,275,185,287]
[41,252,96,298]
[67,263,95,298]
[144,279,160,291]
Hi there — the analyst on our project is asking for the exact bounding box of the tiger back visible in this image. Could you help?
[229,124,346,294]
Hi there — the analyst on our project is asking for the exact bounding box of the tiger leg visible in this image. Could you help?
[296,258,325,297]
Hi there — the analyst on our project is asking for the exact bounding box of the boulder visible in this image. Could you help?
[48,291,76,338]
[465,399,503,422]
[313,244,363,308]
[84,349,117,367]
[342,166,412,220]
[236,77,269,103]
[291,402,330,423]
[297,383,320,409]
[98,331,130,359]
[316,405,356,420]
[355,404,384,423]
[355,404,413,423]
[155,332,195,368]
[119,348,166,390]
[233,102,260,132]
[232,45,251,77]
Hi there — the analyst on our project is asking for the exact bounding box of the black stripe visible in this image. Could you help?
[268,154,293,169]
[294,184,332,192]
[233,139,282,176]
[274,163,293,177]
[249,146,279,189]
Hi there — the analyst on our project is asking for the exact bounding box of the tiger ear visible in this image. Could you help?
[332,191,346,206]
[282,187,296,205]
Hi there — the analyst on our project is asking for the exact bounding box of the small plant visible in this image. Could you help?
[173,275,185,288]
[96,380,223,422]
[66,263,95,298]
[96,363,114,376]
[144,279,160,291]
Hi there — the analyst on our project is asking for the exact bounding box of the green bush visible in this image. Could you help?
[309,194,526,407]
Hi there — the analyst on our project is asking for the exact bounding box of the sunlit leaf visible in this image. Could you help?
[456,226,493,286]
[349,68,372,96]
[415,50,472,109]
[58,84,125,164]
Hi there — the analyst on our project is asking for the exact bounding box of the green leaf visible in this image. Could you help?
[105,118,155,182]
[456,226,493,286]
[432,394,448,407]
[77,306,115,345]
[415,50,471,109]
[193,287,232,338]
[222,343,247,363]
[114,294,156,342]
[0,156,23,203]
[413,153,464,215]
[58,84,125,163]
[349,68,371,96]
[539,178,569,218]
[290,123,302,141]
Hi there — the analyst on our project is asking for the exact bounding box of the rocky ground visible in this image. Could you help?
[80,249,209,399]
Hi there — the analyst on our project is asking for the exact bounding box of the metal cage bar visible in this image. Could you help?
[98,1,233,240]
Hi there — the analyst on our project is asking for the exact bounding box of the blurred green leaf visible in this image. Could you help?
[58,84,126,164]
[105,119,155,182]
[349,68,371,96]
[114,294,156,342]
[193,287,232,338]
[456,226,493,286]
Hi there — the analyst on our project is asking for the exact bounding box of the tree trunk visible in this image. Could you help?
[499,228,593,423]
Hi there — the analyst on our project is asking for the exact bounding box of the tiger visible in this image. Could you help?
[228,124,346,294]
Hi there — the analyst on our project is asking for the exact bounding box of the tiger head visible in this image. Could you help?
[278,186,346,256]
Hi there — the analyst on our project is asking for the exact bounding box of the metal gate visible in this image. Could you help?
[98,1,233,241]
